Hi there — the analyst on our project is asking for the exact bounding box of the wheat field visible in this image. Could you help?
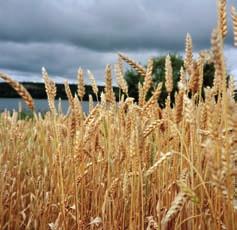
[0,1,237,230]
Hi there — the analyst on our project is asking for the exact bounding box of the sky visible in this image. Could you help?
[0,0,237,85]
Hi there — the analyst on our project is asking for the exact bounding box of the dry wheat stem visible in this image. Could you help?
[0,1,237,229]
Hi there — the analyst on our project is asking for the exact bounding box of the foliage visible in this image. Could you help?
[124,54,215,106]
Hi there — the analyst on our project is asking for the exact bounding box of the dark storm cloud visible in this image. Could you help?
[0,41,119,83]
[1,0,234,51]
[0,0,236,82]
[0,42,104,74]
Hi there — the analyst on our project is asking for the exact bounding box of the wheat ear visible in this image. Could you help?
[198,57,204,93]
[138,82,145,107]
[143,119,164,138]
[188,61,199,94]
[77,67,85,101]
[73,94,83,128]
[143,83,162,113]
[184,33,193,76]
[218,0,228,39]
[0,72,35,111]
[114,63,128,95]
[161,192,188,230]
[165,55,173,94]
[84,104,100,125]
[142,58,154,100]
[87,70,99,97]
[104,64,115,103]
[118,53,146,77]
[145,151,174,177]
[64,80,74,108]
[231,6,237,46]
[227,76,235,98]
[183,95,194,124]
[211,28,226,91]
[42,67,57,113]
[174,90,184,124]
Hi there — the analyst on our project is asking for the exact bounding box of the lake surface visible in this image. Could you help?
[0,98,90,113]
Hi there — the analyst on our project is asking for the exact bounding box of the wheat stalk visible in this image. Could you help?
[0,2,237,229]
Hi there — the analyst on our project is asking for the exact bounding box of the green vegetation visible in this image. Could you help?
[124,54,216,106]
[0,82,120,101]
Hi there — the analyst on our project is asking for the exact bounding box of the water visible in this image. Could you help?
[0,98,90,113]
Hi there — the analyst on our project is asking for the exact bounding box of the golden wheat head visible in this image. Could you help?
[0,72,35,111]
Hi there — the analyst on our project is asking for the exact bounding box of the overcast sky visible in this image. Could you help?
[0,0,237,84]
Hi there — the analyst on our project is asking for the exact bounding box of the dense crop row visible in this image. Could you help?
[0,1,237,229]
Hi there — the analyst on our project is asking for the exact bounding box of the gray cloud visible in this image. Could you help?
[0,0,222,50]
[0,41,121,84]
[0,0,236,83]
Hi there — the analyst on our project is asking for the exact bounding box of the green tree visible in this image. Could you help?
[124,54,215,106]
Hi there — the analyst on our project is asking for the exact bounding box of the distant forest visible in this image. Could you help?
[0,82,120,101]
